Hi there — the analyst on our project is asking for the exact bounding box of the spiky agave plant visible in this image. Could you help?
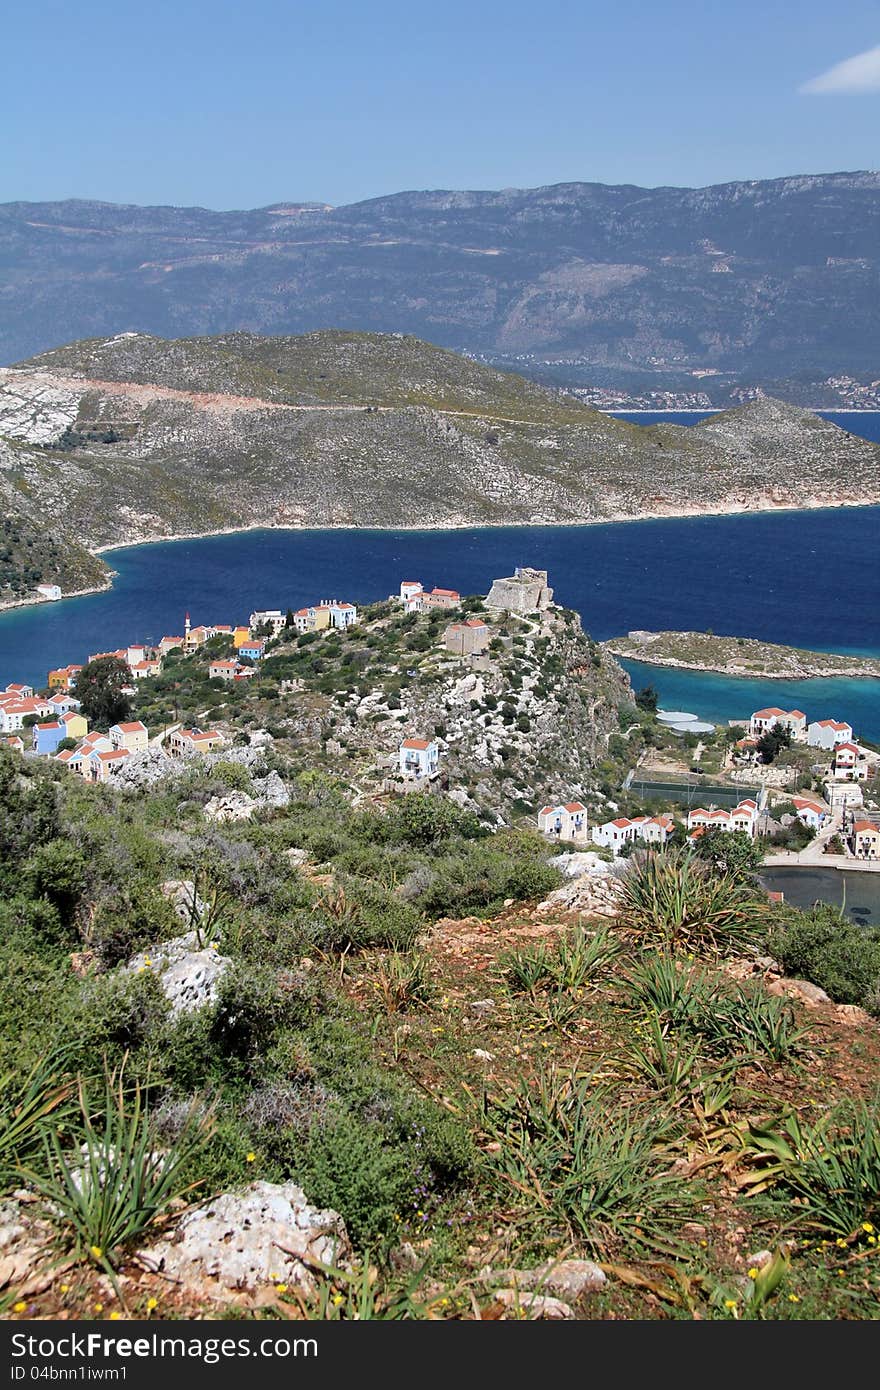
[30,1068,212,1274]
[616,848,766,955]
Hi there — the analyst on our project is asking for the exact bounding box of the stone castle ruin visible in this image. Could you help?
[485,566,553,613]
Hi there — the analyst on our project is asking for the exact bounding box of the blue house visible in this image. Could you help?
[238,640,265,661]
[33,720,67,756]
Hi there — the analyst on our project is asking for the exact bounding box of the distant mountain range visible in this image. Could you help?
[2,173,879,405]
[1,329,878,607]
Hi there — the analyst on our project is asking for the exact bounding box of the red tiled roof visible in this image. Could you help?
[564,802,586,813]
[853,820,879,834]
[402,738,431,750]
[610,818,631,829]
[114,721,146,733]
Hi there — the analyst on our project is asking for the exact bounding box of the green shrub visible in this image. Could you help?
[768,905,880,1011]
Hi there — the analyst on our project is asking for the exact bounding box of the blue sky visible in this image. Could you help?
[4,0,879,208]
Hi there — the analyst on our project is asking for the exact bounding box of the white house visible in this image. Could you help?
[538,802,589,842]
[807,718,853,750]
[398,737,440,780]
[688,799,758,839]
[791,797,827,831]
[36,584,62,601]
[209,659,239,681]
[400,581,423,605]
[833,742,869,781]
[592,813,675,849]
[749,708,807,741]
[319,599,358,629]
[592,817,640,850]
[249,609,287,636]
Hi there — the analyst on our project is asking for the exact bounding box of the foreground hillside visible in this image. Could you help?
[3,612,880,1319]
[1,174,879,395]
[0,331,877,598]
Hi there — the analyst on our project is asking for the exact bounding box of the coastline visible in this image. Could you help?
[604,645,880,681]
[91,493,880,556]
[0,573,116,617]
[4,494,877,614]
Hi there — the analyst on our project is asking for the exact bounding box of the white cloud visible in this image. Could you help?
[800,44,880,94]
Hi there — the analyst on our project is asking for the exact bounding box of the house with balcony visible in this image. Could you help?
[851,819,880,859]
[110,720,149,753]
[538,801,589,842]
[749,708,807,741]
[398,737,440,780]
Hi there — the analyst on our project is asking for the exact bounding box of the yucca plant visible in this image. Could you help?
[739,1099,880,1236]
[617,848,766,955]
[500,943,554,996]
[620,952,717,1027]
[700,988,806,1066]
[30,1070,212,1274]
[375,951,434,1014]
[552,924,624,990]
[0,1051,75,1193]
[480,1066,695,1253]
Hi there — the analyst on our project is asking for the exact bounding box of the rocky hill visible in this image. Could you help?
[1,174,878,398]
[0,331,877,600]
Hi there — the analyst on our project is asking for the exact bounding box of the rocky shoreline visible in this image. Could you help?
[0,574,115,616]
[604,629,880,680]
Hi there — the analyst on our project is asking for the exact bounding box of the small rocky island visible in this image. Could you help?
[603,629,880,680]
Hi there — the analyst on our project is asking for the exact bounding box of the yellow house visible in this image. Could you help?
[233,626,252,650]
[61,712,88,741]
[109,720,149,752]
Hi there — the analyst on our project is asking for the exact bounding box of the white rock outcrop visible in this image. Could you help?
[124,931,231,1015]
[142,1181,351,1300]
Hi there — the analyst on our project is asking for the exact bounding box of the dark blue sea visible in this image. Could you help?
[1,411,878,738]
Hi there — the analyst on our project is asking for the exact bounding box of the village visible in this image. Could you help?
[1,568,879,864]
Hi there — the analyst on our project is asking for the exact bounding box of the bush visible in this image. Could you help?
[768,905,880,1011]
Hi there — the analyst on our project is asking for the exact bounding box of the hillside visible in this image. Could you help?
[3,598,880,1322]
[1,174,879,400]
[0,509,109,607]
[0,331,878,597]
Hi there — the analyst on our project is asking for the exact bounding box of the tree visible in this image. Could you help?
[73,656,131,727]
[635,684,659,713]
[285,608,296,628]
[756,726,791,764]
[691,828,763,884]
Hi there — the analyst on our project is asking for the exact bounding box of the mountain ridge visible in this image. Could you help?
[2,173,879,399]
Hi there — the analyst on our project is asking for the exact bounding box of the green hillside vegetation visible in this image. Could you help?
[3,738,880,1322]
[0,512,109,604]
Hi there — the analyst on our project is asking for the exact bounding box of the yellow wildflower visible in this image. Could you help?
[747,1268,758,1279]
[331,1293,344,1306]
[788,1294,800,1303]
[94,1303,103,1313]
[146,1297,158,1312]
[110,1311,122,1321]
[13,1301,26,1313]
[724,1298,737,1310]
[276,1284,288,1294]
[90,1245,103,1260]
[862,1222,874,1234]
[245,1152,256,1162]
[60,1284,70,1294]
